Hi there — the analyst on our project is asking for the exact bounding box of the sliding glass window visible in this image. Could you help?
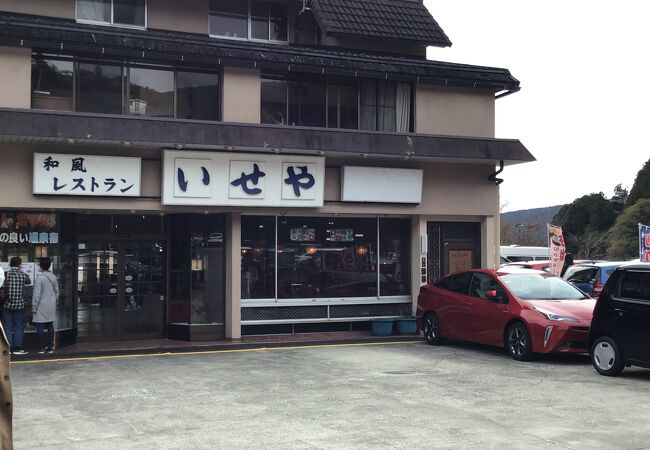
[32,54,221,121]
[242,216,411,300]
[176,72,220,121]
[360,81,412,133]
[31,56,74,111]
[128,67,174,117]
[76,62,123,114]
[210,0,288,42]
[77,0,146,28]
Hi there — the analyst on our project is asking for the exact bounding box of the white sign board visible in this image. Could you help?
[341,166,423,204]
[162,151,325,207]
[33,153,141,197]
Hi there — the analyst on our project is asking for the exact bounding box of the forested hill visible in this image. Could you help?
[502,205,563,228]
[501,205,564,245]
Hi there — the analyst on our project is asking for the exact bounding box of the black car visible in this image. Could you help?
[588,263,650,376]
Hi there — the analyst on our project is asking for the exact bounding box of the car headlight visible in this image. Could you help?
[533,306,578,323]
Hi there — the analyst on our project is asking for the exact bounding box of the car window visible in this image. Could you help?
[433,278,448,289]
[470,273,507,302]
[619,271,650,302]
[499,273,588,300]
[601,268,617,284]
[446,272,474,296]
[564,266,598,283]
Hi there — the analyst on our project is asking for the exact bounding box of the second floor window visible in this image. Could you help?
[32,55,221,122]
[77,0,146,28]
[210,0,288,42]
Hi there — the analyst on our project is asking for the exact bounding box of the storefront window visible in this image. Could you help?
[31,56,74,111]
[76,62,123,114]
[169,215,225,324]
[241,216,276,299]
[277,217,377,299]
[242,216,411,300]
[0,212,69,331]
[128,67,174,118]
[176,71,220,121]
[379,219,411,296]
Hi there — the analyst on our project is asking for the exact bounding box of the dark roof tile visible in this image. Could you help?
[310,0,451,47]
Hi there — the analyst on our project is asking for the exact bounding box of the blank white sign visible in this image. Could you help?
[341,166,423,204]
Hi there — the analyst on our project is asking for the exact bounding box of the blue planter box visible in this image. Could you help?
[396,319,417,335]
[371,319,394,336]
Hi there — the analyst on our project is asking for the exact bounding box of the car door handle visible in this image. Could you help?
[613,308,625,317]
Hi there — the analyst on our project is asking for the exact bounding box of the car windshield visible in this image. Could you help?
[499,273,588,300]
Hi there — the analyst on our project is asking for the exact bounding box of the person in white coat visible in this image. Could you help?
[31,258,58,354]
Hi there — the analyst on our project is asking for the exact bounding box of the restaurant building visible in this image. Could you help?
[0,0,534,345]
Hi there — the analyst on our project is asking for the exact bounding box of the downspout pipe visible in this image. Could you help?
[488,160,504,185]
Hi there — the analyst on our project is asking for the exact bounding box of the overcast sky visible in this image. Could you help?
[424,0,650,212]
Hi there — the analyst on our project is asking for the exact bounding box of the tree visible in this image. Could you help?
[607,198,650,259]
[552,193,618,253]
[626,158,650,207]
[576,231,609,259]
[611,184,629,212]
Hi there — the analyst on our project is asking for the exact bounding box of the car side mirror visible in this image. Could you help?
[486,290,497,299]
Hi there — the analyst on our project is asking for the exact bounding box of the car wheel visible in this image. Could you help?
[506,322,533,361]
[591,336,625,377]
[423,312,443,345]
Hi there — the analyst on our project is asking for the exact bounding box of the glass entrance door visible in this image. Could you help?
[77,241,165,341]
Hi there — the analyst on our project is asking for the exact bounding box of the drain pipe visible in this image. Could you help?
[488,160,504,185]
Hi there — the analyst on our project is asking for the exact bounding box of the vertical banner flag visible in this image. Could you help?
[640,223,650,262]
[548,224,566,277]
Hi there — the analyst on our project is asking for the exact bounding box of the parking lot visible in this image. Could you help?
[11,340,650,449]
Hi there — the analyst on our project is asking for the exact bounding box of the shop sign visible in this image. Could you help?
[341,166,423,204]
[33,153,141,197]
[162,151,324,207]
[0,213,59,245]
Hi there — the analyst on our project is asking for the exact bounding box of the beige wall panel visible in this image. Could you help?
[148,0,209,34]
[222,67,261,124]
[225,212,241,339]
[0,0,75,19]
[0,46,31,109]
[416,85,495,138]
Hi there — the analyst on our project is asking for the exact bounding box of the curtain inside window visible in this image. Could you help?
[77,0,111,22]
[396,83,411,133]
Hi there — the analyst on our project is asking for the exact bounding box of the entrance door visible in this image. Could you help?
[427,222,481,282]
[77,241,165,341]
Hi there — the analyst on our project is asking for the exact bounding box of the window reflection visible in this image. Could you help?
[76,62,123,114]
[128,67,174,118]
[32,57,74,111]
[277,218,377,299]
[379,219,411,296]
[241,216,276,299]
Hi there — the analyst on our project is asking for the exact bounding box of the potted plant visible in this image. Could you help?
[396,309,417,336]
[371,318,394,336]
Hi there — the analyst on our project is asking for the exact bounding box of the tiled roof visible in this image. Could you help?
[0,13,518,93]
[310,0,452,47]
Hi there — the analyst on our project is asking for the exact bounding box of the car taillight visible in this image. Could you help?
[592,279,605,298]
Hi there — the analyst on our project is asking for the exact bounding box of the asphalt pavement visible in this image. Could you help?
[10,340,650,449]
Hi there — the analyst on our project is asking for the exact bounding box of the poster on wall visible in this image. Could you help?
[0,262,36,286]
[449,250,473,273]
[640,223,650,262]
[547,224,566,277]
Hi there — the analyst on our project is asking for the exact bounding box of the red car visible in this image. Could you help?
[416,267,596,360]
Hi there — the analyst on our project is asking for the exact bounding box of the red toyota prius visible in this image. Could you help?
[416,267,596,361]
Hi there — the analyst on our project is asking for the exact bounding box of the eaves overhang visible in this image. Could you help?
[0,12,520,95]
[0,109,535,166]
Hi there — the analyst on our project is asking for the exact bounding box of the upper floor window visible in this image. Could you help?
[77,0,146,28]
[32,54,220,122]
[210,0,288,42]
[261,75,413,132]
